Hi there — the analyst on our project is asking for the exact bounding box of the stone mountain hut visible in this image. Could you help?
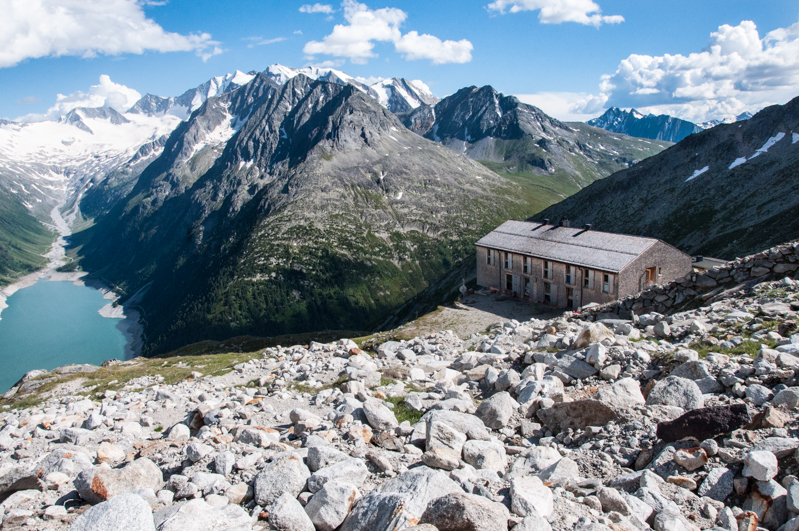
[476,220,693,309]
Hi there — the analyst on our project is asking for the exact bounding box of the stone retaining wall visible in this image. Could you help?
[580,240,799,319]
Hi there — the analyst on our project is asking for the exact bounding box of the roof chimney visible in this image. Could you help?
[584,224,592,231]
[694,255,704,263]
[560,219,570,228]
[543,218,549,226]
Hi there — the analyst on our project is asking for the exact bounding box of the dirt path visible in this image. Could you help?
[394,291,563,340]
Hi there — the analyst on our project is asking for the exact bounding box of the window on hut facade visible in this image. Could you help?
[543,260,551,279]
[504,252,512,270]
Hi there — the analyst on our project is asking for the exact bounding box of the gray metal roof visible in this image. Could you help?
[476,220,660,273]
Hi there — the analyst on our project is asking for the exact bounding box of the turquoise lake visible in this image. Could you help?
[0,279,127,392]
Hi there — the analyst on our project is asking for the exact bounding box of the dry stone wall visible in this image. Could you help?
[582,240,799,319]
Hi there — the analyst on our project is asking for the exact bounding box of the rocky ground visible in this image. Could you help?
[2,270,799,531]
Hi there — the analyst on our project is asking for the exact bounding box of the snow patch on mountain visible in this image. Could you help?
[729,157,747,170]
[685,166,709,182]
[749,132,786,160]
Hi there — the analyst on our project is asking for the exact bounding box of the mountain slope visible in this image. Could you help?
[73,74,529,354]
[0,189,54,287]
[587,107,703,143]
[399,86,671,204]
[534,95,799,259]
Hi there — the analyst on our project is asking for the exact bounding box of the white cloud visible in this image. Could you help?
[18,74,141,122]
[515,92,604,122]
[304,0,473,65]
[246,37,286,48]
[300,4,335,14]
[304,1,404,64]
[0,0,221,68]
[487,0,623,27]
[395,31,473,65]
[576,19,799,122]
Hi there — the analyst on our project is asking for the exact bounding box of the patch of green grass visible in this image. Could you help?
[1,351,260,411]
[384,395,423,425]
[154,425,163,432]
[690,338,777,359]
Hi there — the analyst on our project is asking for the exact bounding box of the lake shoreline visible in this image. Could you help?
[0,206,144,361]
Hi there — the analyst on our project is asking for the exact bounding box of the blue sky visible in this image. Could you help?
[2,0,798,123]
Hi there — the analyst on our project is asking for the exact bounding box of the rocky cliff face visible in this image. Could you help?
[400,86,671,190]
[535,95,799,259]
[587,107,703,143]
[74,74,527,354]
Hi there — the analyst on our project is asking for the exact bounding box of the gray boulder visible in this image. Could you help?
[510,476,553,517]
[307,458,368,493]
[253,453,310,506]
[306,446,350,472]
[305,481,360,531]
[419,492,510,531]
[68,492,155,531]
[157,500,252,531]
[645,376,704,410]
[75,459,164,505]
[475,392,518,429]
[268,492,314,531]
[339,466,462,531]
[417,411,490,442]
[363,400,399,432]
[594,378,645,409]
[462,439,507,473]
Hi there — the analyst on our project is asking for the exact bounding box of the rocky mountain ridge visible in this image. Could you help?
[535,94,799,259]
[3,241,799,531]
[588,109,755,144]
[399,86,671,191]
[587,108,703,143]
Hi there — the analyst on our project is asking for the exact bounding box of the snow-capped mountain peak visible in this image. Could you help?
[264,63,438,114]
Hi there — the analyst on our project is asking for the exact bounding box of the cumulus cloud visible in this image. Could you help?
[395,32,473,65]
[18,75,141,122]
[0,0,221,68]
[300,3,335,14]
[487,0,623,27]
[304,0,473,65]
[576,19,799,122]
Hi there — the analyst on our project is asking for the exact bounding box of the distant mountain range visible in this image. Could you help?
[0,64,672,354]
[588,108,754,143]
[536,97,799,259]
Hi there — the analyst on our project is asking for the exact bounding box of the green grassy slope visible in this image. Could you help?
[0,190,54,287]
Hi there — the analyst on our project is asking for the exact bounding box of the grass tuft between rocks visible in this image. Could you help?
[383,395,423,425]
